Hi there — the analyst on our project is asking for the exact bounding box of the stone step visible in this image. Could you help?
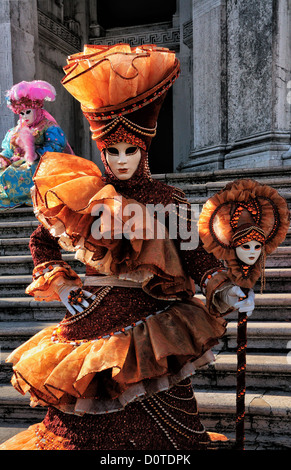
[187,196,291,216]
[0,253,85,276]
[194,352,291,392]
[1,346,290,392]
[226,293,291,322]
[0,252,289,290]
[0,238,69,257]
[181,181,291,201]
[0,206,34,221]
[282,226,291,246]
[0,352,14,384]
[0,169,289,226]
[0,321,54,350]
[0,318,290,352]
[0,220,39,238]
[0,292,290,322]
[265,246,291,268]
[0,290,289,321]
[1,236,290,264]
[0,384,290,449]
[0,385,46,423]
[0,297,64,321]
[155,165,291,188]
[195,388,291,450]
[223,321,291,352]
[0,238,31,256]
[254,268,291,293]
[0,195,290,230]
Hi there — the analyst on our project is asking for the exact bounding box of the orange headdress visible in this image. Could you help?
[199,179,290,289]
[61,44,180,152]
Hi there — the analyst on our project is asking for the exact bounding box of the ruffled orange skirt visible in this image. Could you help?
[5,297,226,416]
[0,296,227,450]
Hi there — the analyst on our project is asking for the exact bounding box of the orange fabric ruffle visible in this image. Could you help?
[32,152,193,300]
[62,44,176,110]
[26,260,82,301]
[0,423,69,450]
[6,298,226,416]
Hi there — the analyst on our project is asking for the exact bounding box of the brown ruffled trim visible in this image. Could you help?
[204,271,234,316]
[6,299,226,415]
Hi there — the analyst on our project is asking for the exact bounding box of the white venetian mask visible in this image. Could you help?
[235,240,262,265]
[19,108,36,126]
[105,142,142,180]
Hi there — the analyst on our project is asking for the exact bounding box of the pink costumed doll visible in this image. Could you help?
[0,80,72,209]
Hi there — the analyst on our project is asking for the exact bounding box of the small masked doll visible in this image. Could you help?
[0,80,72,209]
[199,179,290,310]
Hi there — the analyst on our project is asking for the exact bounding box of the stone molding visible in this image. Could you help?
[182,20,193,48]
[38,9,81,53]
[90,25,180,51]
[181,131,291,171]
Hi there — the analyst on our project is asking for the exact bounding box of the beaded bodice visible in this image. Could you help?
[29,149,223,341]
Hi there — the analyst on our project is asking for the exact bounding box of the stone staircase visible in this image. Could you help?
[0,167,291,449]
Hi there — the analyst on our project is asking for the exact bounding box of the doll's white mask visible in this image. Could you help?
[19,108,36,126]
[105,142,141,180]
[235,240,262,265]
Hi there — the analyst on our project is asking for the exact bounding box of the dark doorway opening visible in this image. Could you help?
[97,1,176,29]
[148,89,173,174]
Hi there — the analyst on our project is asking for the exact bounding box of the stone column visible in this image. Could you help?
[0,0,15,137]
[185,0,227,171]
[181,0,291,172]
[0,0,39,141]
[173,0,193,172]
[89,0,105,38]
[225,0,291,169]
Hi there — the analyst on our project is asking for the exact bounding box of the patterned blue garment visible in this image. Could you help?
[0,121,68,209]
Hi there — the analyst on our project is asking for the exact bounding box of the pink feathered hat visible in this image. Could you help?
[6,80,56,114]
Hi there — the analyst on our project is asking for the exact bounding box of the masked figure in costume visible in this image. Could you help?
[1,45,257,451]
[0,80,72,209]
[199,178,290,308]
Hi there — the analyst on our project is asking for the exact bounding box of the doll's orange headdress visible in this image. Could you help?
[61,44,180,151]
[199,179,290,288]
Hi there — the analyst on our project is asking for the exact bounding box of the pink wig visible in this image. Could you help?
[6,80,56,114]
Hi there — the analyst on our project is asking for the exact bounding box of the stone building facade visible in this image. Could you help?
[0,0,290,174]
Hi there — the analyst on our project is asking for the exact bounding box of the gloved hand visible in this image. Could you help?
[57,283,96,316]
[220,285,255,316]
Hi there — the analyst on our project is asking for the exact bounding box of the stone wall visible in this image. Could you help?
[36,6,87,158]
[224,0,291,169]
[182,0,291,172]
[0,0,91,162]
[0,0,39,140]
[1,1,290,172]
